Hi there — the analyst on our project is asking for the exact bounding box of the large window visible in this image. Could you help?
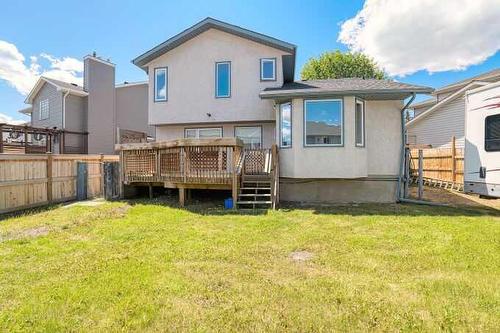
[235,126,262,149]
[185,127,222,139]
[39,99,49,120]
[280,103,292,148]
[154,67,168,102]
[215,62,231,98]
[304,99,343,146]
[260,58,276,81]
[355,99,365,147]
[485,114,500,152]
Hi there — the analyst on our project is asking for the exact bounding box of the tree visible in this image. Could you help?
[301,51,386,80]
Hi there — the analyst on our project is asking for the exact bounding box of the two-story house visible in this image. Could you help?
[19,54,154,154]
[130,18,432,203]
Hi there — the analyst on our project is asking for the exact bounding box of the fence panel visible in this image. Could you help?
[0,154,118,214]
[410,147,464,184]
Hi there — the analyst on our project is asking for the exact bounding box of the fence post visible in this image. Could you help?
[404,148,410,198]
[0,124,3,153]
[418,149,423,200]
[46,153,53,203]
[451,136,456,182]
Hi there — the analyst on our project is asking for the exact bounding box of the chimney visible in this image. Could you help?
[83,54,116,154]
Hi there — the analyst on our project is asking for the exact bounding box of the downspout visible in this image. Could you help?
[62,90,70,129]
[396,93,415,202]
[396,93,448,207]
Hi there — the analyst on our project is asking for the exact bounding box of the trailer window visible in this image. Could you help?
[485,114,500,152]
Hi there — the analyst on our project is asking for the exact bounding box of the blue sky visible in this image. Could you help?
[1,0,499,122]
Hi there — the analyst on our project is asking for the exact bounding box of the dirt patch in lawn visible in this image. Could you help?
[290,251,314,262]
[0,226,49,242]
[409,186,500,210]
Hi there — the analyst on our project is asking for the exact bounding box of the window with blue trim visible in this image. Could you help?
[154,67,167,102]
[261,58,276,81]
[216,62,230,98]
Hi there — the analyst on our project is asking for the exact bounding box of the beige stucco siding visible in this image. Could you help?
[156,122,275,148]
[278,97,402,179]
[116,84,155,137]
[146,28,290,125]
[407,96,465,148]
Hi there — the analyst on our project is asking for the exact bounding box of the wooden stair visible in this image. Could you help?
[237,175,272,209]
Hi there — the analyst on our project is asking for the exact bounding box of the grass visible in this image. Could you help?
[0,198,499,332]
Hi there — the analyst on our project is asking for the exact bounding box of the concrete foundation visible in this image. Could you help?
[280,177,398,203]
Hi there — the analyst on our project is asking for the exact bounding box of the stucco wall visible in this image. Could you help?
[116,84,155,137]
[278,97,402,179]
[146,28,290,125]
[156,122,275,148]
[31,83,63,129]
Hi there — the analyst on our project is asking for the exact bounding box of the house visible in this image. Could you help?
[18,55,154,154]
[127,17,432,204]
[406,69,500,148]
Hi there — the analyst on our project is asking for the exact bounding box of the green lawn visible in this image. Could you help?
[0,199,499,332]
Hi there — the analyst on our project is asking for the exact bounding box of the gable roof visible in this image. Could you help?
[25,77,88,104]
[406,81,489,128]
[132,17,297,74]
[260,78,433,100]
[433,68,500,95]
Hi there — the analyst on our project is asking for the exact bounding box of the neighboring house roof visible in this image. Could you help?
[410,97,437,109]
[24,76,88,105]
[132,17,297,81]
[260,78,433,100]
[18,106,32,115]
[115,81,148,89]
[406,81,489,128]
[433,68,500,95]
[306,122,341,136]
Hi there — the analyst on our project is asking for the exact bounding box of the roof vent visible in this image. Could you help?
[71,83,78,87]
[92,51,97,57]
[123,81,129,85]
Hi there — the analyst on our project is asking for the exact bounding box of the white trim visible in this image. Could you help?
[304,98,344,147]
[154,67,168,102]
[215,61,231,98]
[115,81,148,89]
[407,81,489,128]
[466,80,500,96]
[260,58,276,81]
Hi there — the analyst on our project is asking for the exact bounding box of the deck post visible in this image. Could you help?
[179,187,185,207]
[149,184,153,199]
[232,146,240,210]
[418,149,423,200]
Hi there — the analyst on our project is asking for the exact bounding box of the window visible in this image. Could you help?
[355,99,365,147]
[260,58,276,81]
[280,103,292,148]
[215,62,231,98]
[485,114,500,152]
[304,99,343,146]
[154,67,167,102]
[235,126,262,149]
[39,99,49,120]
[185,127,222,139]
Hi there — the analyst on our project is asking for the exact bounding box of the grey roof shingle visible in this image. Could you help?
[260,78,433,99]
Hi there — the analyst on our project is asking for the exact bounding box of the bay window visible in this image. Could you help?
[280,103,292,148]
[304,99,343,146]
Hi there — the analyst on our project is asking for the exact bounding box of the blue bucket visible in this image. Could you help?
[224,198,233,209]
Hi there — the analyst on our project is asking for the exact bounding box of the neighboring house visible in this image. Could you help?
[407,69,500,148]
[131,17,432,203]
[19,55,154,154]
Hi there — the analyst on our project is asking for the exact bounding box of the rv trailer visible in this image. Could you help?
[464,81,500,198]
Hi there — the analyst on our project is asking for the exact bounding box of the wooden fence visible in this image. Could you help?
[410,139,464,184]
[0,154,118,214]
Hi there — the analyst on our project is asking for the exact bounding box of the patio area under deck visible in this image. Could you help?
[116,138,279,208]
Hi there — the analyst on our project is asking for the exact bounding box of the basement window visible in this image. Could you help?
[235,126,262,149]
[485,114,500,152]
[185,127,222,139]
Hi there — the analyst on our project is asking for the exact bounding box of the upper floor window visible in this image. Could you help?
[260,58,276,81]
[355,99,365,147]
[280,103,292,148]
[485,114,500,152]
[235,126,262,149]
[216,62,231,98]
[154,67,168,102]
[39,99,49,120]
[185,127,222,139]
[304,99,343,146]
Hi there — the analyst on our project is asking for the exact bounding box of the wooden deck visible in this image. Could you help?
[116,138,279,208]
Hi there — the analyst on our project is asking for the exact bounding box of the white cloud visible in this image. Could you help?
[0,112,27,125]
[0,40,83,95]
[338,0,500,76]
